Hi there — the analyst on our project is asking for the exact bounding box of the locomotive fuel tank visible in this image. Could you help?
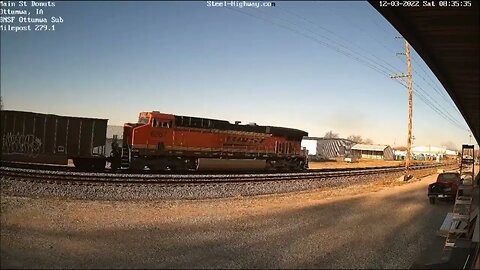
[196,158,266,171]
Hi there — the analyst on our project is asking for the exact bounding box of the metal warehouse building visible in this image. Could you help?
[351,144,394,160]
[301,137,354,161]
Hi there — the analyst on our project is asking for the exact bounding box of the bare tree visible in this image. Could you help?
[324,130,339,139]
[442,141,457,150]
[0,96,3,110]
[347,135,373,144]
[347,135,362,143]
[363,138,373,144]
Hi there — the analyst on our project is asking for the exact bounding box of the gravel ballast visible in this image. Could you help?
[0,166,455,200]
[1,169,463,269]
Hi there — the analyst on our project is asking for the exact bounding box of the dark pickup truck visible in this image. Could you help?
[427,172,462,204]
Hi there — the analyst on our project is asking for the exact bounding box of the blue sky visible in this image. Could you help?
[1,1,476,149]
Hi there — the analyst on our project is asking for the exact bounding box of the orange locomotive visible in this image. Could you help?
[110,111,308,171]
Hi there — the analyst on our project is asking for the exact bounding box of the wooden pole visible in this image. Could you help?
[390,39,413,180]
[406,40,413,176]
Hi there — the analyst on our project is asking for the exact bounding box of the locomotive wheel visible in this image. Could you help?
[266,160,275,171]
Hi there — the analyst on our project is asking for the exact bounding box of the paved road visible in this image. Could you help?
[1,173,454,269]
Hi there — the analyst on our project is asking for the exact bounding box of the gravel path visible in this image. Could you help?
[0,169,457,269]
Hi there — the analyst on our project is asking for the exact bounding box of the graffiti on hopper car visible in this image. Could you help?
[2,132,42,157]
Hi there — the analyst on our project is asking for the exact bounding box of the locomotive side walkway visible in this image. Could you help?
[1,172,455,269]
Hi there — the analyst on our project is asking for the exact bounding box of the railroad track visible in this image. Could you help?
[0,162,458,200]
[1,162,453,185]
[0,160,410,174]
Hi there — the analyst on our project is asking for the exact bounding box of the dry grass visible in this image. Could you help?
[308,159,441,169]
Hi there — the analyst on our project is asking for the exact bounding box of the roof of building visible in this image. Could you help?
[445,150,458,155]
[351,144,390,151]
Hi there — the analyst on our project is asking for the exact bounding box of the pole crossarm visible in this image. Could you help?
[390,73,409,79]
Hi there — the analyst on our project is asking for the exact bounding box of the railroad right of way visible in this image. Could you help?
[0,163,457,200]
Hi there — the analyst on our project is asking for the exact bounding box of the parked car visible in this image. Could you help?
[427,172,462,204]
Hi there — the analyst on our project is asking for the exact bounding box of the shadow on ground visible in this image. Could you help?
[1,183,453,269]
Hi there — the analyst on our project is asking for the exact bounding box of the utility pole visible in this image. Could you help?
[390,39,413,180]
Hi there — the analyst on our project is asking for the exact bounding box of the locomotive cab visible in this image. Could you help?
[116,112,178,170]
[140,111,174,126]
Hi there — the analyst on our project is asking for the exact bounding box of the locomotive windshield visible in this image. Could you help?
[138,117,149,125]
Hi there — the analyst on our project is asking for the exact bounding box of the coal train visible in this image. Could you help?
[1,110,309,171]
[1,110,108,168]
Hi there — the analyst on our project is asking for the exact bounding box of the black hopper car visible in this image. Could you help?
[1,110,108,169]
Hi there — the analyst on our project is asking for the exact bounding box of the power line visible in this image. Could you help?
[389,40,413,174]
[315,0,463,118]
[276,3,463,120]
[393,79,468,131]
[410,54,462,113]
[226,7,388,74]
[392,40,468,131]
[332,2,464,118]
[225,6,470,132]
[411,53,447,94]
[412,81,466,128]
[395,53,463,116]
[274,5,404,77]
[270,6,467,126]
[316,2,406,60]
[252,6,411,82]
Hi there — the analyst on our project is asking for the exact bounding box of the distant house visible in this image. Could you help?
[394,150,407,160]
[301,137,354,161]
[444,149,459,159]
[351,144,394,160]
[411,145,458,160]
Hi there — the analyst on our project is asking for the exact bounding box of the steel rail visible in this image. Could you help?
[0,160,409,174]
[0,163,452,185]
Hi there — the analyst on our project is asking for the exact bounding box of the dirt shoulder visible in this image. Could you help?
[0,165,459,269]
[1,166,454,231]
[308,159,444,169]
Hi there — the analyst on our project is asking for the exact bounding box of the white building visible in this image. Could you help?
[411,145,458,159]
[301,138,318,156]
[394,146,458,161]
[301,137,354,161]
[351,144,394,160]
